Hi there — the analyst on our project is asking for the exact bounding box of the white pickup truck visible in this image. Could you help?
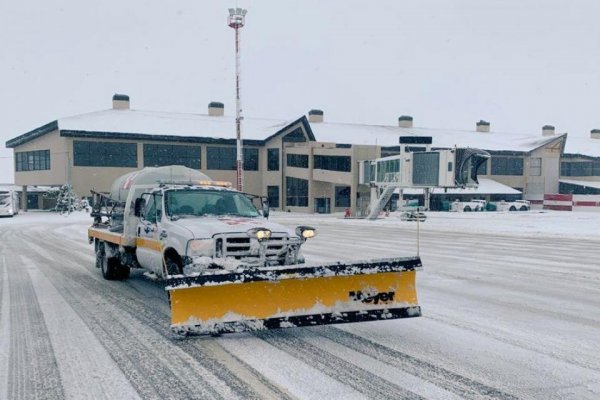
[450,199,487,212]
[88,166,312,280]
[492,199,530,212]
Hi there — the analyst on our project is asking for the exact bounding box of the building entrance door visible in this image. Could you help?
[314,197,330,214]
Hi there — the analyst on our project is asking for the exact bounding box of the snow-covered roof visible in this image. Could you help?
[0,184,54,192]
[559,179,600,190]
[562,135,600,158]
[57,109,294,141]
[400,178,521,195]
[309,122,563,153]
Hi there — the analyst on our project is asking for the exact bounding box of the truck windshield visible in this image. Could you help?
[165,189,260,218]
[0,194,10,205]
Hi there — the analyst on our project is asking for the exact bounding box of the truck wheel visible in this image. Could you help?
[95,241,105,269]
[115,262,130,280]
[520,206,528,211]
[101,255,121,280]
[464,206,471,212]
[509,206,517,211]
[164,256,183,276]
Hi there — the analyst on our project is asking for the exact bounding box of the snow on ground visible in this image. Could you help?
[0,210,599,399]
[273,209,600,240]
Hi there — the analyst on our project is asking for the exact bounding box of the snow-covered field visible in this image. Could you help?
[1,210,599,399]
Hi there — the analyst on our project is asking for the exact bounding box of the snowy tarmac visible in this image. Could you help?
[0,210,599,399]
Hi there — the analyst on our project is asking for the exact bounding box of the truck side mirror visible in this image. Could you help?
[134,198,146,217]
[262,197,270,219]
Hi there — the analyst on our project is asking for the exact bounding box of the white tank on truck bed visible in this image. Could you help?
[110,165,211,203]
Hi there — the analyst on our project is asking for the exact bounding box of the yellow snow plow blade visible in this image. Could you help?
[166,256,422,334]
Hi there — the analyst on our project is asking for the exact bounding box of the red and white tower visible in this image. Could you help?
[228,8,247,192]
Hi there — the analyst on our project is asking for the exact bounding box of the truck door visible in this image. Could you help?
[136,193,164,275]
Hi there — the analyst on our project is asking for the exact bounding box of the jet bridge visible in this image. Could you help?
[359,138,490,219]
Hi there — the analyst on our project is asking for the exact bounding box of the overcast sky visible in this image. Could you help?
[1,0,599,183]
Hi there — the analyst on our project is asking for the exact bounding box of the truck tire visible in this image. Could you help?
[164,255,183,276]
[509,206,517,211]
[97,241,130,280]
[464,206,471,212]
[520,206,528,211]
[101,255,121,280]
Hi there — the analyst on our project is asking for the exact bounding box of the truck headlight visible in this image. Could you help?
[187,239,214,257]
[247,228,272,242]
[296,226,316,239]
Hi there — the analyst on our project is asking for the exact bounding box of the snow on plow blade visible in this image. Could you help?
[166,256,422,335]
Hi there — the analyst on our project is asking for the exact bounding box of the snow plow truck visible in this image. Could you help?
[88,166,422,335]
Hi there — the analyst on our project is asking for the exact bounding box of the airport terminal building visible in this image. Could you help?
[6,95,600,213]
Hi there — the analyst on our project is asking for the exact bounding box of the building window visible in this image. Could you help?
[561,161,599,177]
[267,185,279,208]
[144,144,201,169]
[282,128,306,143]
[207,146,236,170]
[529,157,542,176]
[74,141,137,167]
[243,148,259,171]
[491,157,523,176]
[313,155,352,172]
[267,148,279,171]
[335,186,351,208]
[15,150,51,171]
[286,177,308,207]
[286,153,309,168]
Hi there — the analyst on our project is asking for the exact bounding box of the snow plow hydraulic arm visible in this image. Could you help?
[167,256,422,335]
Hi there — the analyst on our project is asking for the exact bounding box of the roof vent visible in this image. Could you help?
[476,120,490,132]
[208,101,224,116]
[398,115,413,128]
[542,125,555,136]
[308,109,324,123]
[591,129,600,139]
[112,94,130,110]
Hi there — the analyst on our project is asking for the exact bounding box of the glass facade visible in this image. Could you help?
[144,144,200,169]
[267,148,279,171]
[286,177,308,207]
[473,157,487,175]
[267,185,280,208]
[561,161,600,176]
[286,153,309,168]
[244,148,259,171]
[15,150,50,171]
[313,155,351,172]
[335,186,351,208]
[207,146,236,170]
[74,141,137,167]
[376,159,400,182]
[491,157,524,176]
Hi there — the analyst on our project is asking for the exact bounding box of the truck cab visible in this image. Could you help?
[134,184,305,277]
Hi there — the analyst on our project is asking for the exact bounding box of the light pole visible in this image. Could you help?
[228,8,247,192]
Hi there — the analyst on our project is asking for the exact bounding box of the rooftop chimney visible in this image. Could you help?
[208,101,224,116]
[308,109,324,123]
[398,115,413,128]
[112,94,130,110]
[542,125,555,136]
[591,129,600,139]
[476,120,490,132]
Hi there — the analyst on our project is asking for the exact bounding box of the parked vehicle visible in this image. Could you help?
[0,190,20,217]
[493,199,530,212]
[450,199,487,212]
[400,210,427,222]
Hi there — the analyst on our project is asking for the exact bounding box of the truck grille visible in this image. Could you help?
[214,233,289,259]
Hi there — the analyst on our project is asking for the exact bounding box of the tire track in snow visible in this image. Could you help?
[22,255,142,400]
[312,327,519,400]
[5,249,65,400]
[0,255,11,400]
[19,228,294,400]
[255,330,425,400]
[17,236,236,400]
